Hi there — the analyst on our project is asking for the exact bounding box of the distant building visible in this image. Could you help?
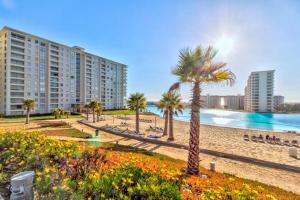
[273,95,284,109]
[201,94,244,110]
[0,26,127,115]
[244,70,274,112]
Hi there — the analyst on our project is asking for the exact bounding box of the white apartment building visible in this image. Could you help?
[201,94,244,110]
[244,70,274,112]
[0,26,127,115]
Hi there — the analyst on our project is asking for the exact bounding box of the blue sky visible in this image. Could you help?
[1,0,300,102]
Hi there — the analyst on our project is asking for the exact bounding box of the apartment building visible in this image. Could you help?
[201,94,244,110]
[0,26,127,115]
[244,70,274,112]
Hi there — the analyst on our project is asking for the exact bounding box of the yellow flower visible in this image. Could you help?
[266,194,277,200]
[128,187,133,193]
[44,167,50,173]
[78,181,84,187]
[18,160,25,166]
[52,186,57,191]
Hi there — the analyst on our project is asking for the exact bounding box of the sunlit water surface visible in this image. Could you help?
[146,106,300,133]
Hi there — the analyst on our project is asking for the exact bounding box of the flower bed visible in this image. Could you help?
[0,131,299,200]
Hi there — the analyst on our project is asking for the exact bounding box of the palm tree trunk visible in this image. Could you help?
[25,108,30,124]
[163,110,168,136]
[187,81,201,175]
[136,108,139,133]
[93,108,95,123]
[86,109,89,121]
[97,113,99,122]
[168,109,174,141]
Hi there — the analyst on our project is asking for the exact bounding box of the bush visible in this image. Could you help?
[86,165,182,200]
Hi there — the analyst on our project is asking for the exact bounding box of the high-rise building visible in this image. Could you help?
[201,94,244,110]
[0,26,127,115]
[273,95,284,109]
[244,70,274,112]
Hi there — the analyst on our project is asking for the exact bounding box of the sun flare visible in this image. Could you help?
[214,35,235,57]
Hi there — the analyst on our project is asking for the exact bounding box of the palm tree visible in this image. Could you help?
[170,46,235,175]
[22,99,35,124]
[57,108,64,118]
[127,93,146,133]
[89,100,101,123]
[157,94,170,136]
[65,111,71,118]
[52,108,60,119]
[167,92,184,141]
[84,103,90,121]
[95,102,103,122]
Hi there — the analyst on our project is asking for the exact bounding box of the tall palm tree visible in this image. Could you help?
[170,46,235,175]
[22,99,35,124]
[167,92,184,141]
[157,94,170,136]
[127,93,146,133]
[89,100,100,123]
[95,102,103,122]
[84,103,90,121]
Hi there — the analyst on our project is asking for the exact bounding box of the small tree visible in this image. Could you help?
[57,108,64,118]
[22,99,35,124]
[89,100,101,123]
[127,93,146,133]
[96,102,103,122]
[52,108,60,119]
[157,94,170,136]
[65,111,71,118]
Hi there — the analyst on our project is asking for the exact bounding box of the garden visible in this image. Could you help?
[0,131,299,199]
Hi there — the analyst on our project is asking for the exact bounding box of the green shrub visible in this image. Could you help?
[86,165,182,200]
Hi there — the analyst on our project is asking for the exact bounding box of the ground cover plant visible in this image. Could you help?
[40,128,92,139]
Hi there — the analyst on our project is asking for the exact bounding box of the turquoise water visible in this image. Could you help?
[146,106,300,133]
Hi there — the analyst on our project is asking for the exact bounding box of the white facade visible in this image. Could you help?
[201,95,244,110]
[244,70,274,112]
[0,26,127,115]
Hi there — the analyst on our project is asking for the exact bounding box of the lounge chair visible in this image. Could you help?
[283,140,291,146]
[275,138,282,145]
[291,140,299,147]
[148,135,161,139]
[243,134,249,141]
[251,136,257,142]
[257,135,264,143]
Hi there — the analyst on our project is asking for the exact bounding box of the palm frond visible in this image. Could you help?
[168,82,180,93]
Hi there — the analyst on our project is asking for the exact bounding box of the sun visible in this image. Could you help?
[214,35,235,57]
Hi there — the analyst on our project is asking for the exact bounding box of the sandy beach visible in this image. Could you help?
[86,114,300,168]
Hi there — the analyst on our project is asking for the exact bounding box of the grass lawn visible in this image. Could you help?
[0,114,83,121]
[40,128,92,138]
[102,109,136,115]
